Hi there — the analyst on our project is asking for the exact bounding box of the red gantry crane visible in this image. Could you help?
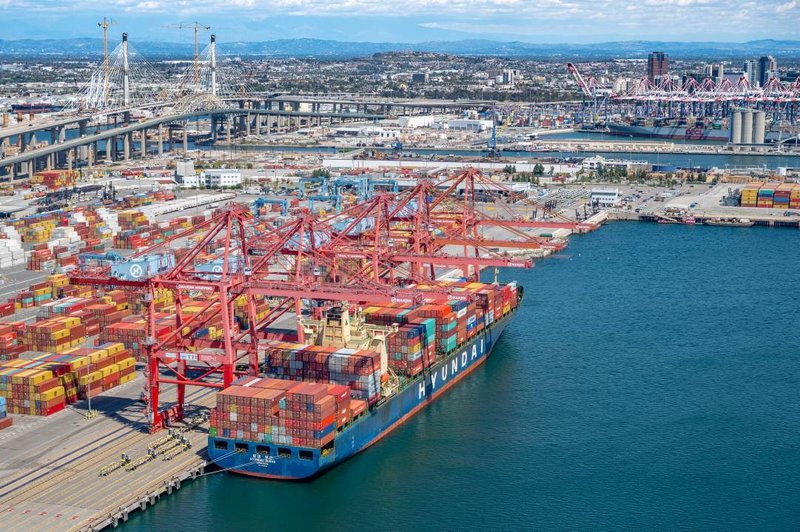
[70,170,584,430]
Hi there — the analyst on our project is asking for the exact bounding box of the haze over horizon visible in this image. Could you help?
[1,0,799,44]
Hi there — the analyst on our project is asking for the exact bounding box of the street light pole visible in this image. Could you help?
[85,362,97,419]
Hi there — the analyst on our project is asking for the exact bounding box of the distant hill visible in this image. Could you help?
[0,37,798,60]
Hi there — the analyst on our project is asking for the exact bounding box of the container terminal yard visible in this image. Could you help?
[0,162,604,529]
[1,32,799,529]
[2,155,798,528]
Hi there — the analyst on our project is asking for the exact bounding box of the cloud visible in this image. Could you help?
[0,0,797,42]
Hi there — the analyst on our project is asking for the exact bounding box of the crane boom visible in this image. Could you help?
[567,62,593,97]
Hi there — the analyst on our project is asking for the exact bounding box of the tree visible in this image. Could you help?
[503,165,516,174]
[312,169,331,178]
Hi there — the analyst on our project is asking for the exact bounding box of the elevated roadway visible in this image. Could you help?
[0,107,384,179]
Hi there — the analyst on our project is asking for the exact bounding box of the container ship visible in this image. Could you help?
[208,280,521,479]
[607,117,781,143]
[10,101,62,115]
[607,118,730,141]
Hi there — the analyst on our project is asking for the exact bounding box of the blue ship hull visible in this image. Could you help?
[208,310,514,479]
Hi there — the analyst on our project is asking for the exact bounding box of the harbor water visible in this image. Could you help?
[201,142,800,170]
[127,221,800,530]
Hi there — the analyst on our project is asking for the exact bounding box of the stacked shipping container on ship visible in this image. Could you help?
[209,377,365,449]
[264,343,382,403]
[384,318,436,377]
[207,279,523,478]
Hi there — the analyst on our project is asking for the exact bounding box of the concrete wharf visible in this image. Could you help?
[0,375,216,531]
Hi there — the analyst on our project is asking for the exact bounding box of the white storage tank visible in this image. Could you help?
[753,111,766,145]
[731,111,743,144]
[742,110,754,144]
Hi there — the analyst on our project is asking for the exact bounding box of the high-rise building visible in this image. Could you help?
[758,56,777,86]
[647,52,669,83]
[411,72,429,84]
[711,64,725,84]
[743,60,758,86]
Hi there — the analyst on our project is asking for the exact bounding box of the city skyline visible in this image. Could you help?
[0,0,799,43]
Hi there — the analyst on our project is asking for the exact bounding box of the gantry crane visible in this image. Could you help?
[70,171,587,431]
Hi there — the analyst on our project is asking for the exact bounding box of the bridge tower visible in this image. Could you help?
[122,33,130,107]
[210,34,217,97]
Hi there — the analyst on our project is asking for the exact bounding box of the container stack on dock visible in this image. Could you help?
[14,212,59,245]
[21,316,88,353]
[774,183,794,211]
[757,183,776,208]
[739,183,759,208]
[13,274,78,310]
[0,395,11,430]
[740,182,800,209]
[114,210,201,249]
[30,170,77,191]
[209,377,365,447]
[0,322,23,357]
[0,226,25,269]
[0,342,136,416]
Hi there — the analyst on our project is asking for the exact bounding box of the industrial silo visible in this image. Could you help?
[731,111,743,144]
[742,110,754,144]
[753,111,766,145]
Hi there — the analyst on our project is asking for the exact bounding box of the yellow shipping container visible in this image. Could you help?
[79,371,103,386]
[105,342,125,355]
[117,358,136,370]
[14,369,53,384]
[120,373,137,385]
[51,329,70,340]
[2,360,28,369]
[72,356,90,369]
[36,386,65,401]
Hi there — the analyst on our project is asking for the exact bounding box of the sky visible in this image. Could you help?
[0,0,799,43]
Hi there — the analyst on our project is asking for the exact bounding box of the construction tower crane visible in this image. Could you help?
[182,21,211,84]
[165,21,211,85]
[97,17,118,105]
